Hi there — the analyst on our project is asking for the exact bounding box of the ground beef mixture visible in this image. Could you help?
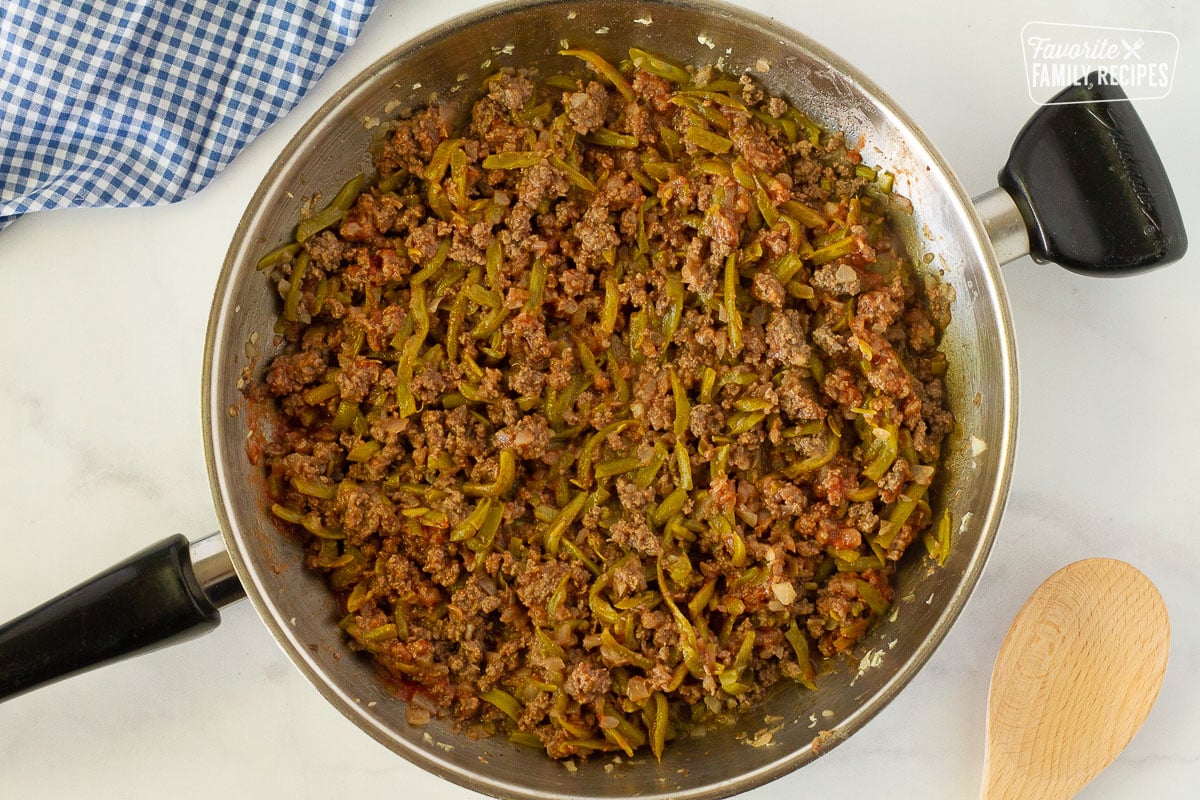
[252,48,954,761]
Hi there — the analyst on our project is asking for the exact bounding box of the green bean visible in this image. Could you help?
[661,273,684,345]
[544,74,581,91]
[292,476,338,500]
[728,159,756,190]
[785,621,817,689]
[786,107,822,146]
[302,380,339,405]
[684,126,733,155]
[727,410,766,436]
[584,128,639,149]
[346,440,382,463]
[855,579,889,615]
[361,622,398,644]
[423,138,462,184]
[732,398,772,413]
[485,239,503,289]
[449,145,469,208]
[809,234,857,266]
[636,197,654,254]
[655,557,704,678]
[523,257,548,314]
[394,283,429,418]
[679,89,748,112]
[330,399,358,431]
[282,252,310,322]
[548,154,597,193]
[472,301,509,340]
[692,158,732,178]
[407,240,450,287]
[460,351,485,383]
[575,336,601,383]
[600,717,637,758]
[657,125,682,160]
[754,184,780,229]
[641,160,676,182]
[558,49,635,101]
[431,261,467,299]
[652,487,688,527]
[256,242,301,271]
[772,252,806,286]
[482,151,544,170]
[698,367,718,405]
[576,419,636,489]
[466,283,501,308]
[480,688,523,722]
[599,274,620,337]
[845,481,879,503]
[629,47,691,84]
[560,538,601,576]
[295,173,364,243]
[674,440,693,491]
[594,456,642,480]
[718,629,756,695]
[632,441,668,489]
[687,578,718,618]
[270,503,305,525]
[627,308,649,364]
[862,423,898,483]
[648,691,669,762]
[588,573,624,629]
[544,490,588,556]
[463,450,517,498]
[599,629,655,670]
[877,481,930,547]
[924,508,952,566]
[723,253,743,353]
[669,367,691,439]
[782,430,839,478]
[450,498,493,542]
[468,502,504,552]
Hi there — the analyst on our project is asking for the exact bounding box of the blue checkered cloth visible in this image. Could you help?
[0,0,377,230]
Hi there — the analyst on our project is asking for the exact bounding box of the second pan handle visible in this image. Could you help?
[0,532,242,702]
[976,71,1186,273]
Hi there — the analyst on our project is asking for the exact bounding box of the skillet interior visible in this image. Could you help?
[204,1,1016,797]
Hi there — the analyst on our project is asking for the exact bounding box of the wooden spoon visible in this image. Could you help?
[981,558,1170,799]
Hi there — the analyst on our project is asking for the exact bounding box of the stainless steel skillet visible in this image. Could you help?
[0,2,1185,799]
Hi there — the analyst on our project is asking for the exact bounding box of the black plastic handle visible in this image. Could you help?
[0,534,221,702]
[999,71,1187,275]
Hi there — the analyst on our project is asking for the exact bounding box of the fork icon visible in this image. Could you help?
[1122,38,1145,60]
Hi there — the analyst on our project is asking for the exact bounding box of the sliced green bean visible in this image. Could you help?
[482,151,544,170]
[463,450,517,498]
[684,126,733,155]
[256,242,300,271]
[629,47,691,84]
[584,128,639,149]
[295,173,364,243]
[723,253,743,353]
[544,491,588,556]
[558,49,635,101]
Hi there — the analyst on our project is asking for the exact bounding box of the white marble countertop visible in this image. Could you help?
[2,0,1196,797]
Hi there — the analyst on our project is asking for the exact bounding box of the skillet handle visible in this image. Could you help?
[989,70,1186,274]
[0,533,242,702]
